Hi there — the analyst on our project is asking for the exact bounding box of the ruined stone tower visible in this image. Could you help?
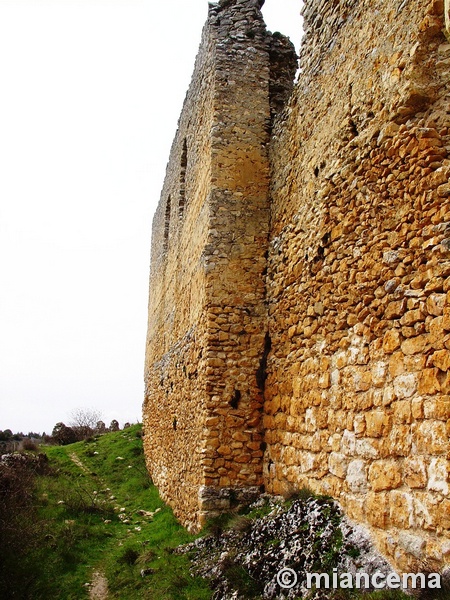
[144,0,450,571]
[143,0,296,533]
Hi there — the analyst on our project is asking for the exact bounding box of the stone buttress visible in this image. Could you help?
[143,0,296,532]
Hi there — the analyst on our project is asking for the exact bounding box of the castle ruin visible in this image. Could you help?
[143,0,450,571]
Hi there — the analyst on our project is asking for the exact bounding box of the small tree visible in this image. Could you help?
[51,422,77,445]
[69,408,102,440]
[0,429,13,442]
[109,419,120,432]
[96,420,106,433]
[0,452,49,595]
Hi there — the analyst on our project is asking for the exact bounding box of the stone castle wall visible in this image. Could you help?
[143,0,296,531]
[144,0,450,569]
[143,18,216,530]
[264,0,450,570]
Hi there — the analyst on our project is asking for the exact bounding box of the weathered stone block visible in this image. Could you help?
[393,373,417,399]
[355,438,379,459]
[427,457,449,495]
[353,414,366,435]
[414,421,448,454]
[346,459,368,493]
[389,491,414,529]
[353,370,372,392]
[398,532,426,559]
[365,411,392,438]
[401,335,429,355]
[366,492,389,528]
[423,397,450,419]
[385,300,407,319]
[429,316,445,350]
[418,368,441,395]
[328,452,349,479]
[340,430,356,456]
[400,308,425,326]
[371,361,388,387]
[384,425,412,457]
[389,352,405,377]
[404,457,428,488]
[392,400,412,424]
[426,293,446,316]
[431,349,450,371]
[368,460,402,491]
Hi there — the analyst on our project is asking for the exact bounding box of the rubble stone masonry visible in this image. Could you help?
[143,0,296,532]
[144,0,450,570]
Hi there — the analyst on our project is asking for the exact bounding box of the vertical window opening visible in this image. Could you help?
[179,139,188,218]
[163,195,171,253]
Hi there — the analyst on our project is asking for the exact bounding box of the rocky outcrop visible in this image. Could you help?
[179,494,399,599]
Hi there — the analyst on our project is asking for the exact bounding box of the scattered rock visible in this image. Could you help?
[179,495,394,599]
[89,571,109,600]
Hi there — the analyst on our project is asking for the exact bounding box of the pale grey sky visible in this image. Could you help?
[0,0,302,435]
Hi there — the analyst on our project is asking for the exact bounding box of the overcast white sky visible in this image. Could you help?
[0,0,302,436]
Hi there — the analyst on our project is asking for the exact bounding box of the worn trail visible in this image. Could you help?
[89,571,109,600]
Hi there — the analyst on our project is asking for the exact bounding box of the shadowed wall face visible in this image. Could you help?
[143,14,215,529]
[143,0,296,531]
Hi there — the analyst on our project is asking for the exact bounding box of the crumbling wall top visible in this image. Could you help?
[210,0,265,11]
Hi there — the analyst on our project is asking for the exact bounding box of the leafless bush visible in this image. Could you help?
[21,438,39,452]
[69,407,102,440]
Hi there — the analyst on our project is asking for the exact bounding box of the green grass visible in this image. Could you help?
[9,432,438,600]
[30,425,211,599]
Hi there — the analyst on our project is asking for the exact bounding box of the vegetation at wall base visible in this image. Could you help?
[0,424,210,599]
[1,427,444,599]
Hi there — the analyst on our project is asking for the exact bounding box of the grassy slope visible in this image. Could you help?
[32,428,417,600]
[36,425,211,600]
